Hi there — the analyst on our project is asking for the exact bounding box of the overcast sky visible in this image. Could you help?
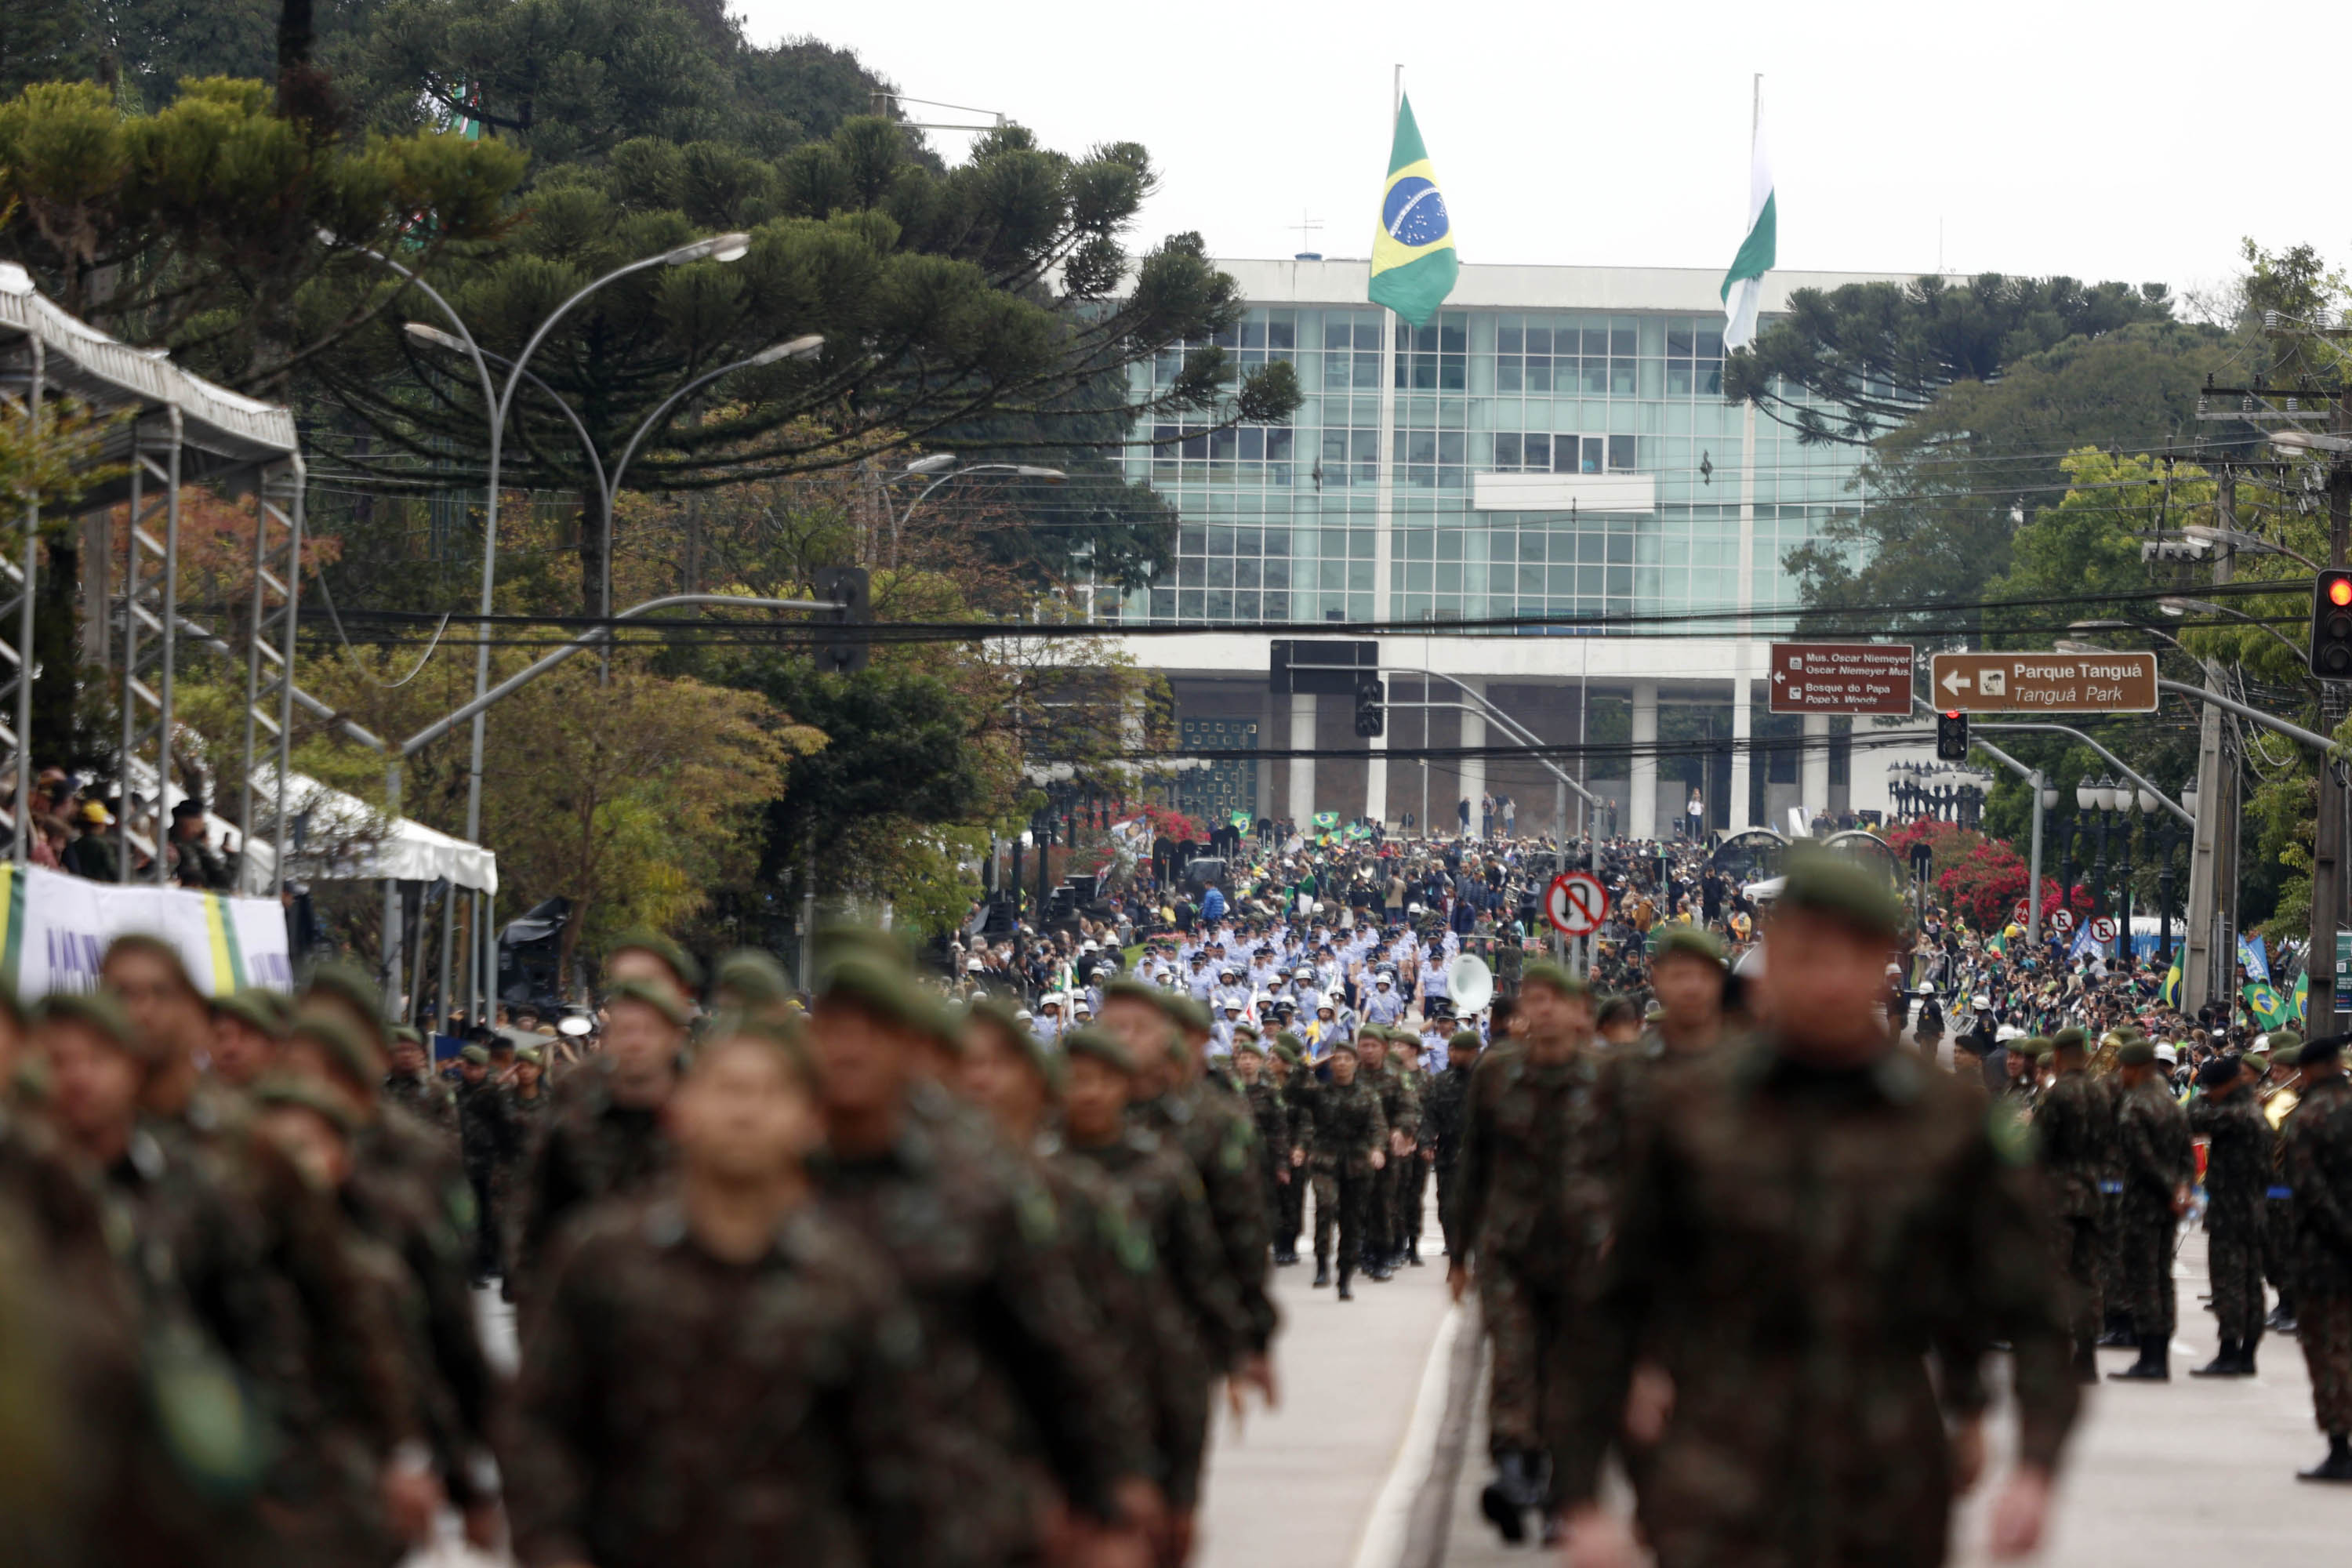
[737,0,2349,308]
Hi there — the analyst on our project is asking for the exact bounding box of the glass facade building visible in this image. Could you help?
[1119,261,1867,632]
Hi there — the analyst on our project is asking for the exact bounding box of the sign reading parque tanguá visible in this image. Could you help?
[1927,651,2158,714]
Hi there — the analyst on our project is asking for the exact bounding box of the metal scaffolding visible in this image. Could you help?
[0,263,303,882]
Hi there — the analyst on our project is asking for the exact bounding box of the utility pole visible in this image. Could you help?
[2313,436,2350,1027]
[2181,465,2233,1013]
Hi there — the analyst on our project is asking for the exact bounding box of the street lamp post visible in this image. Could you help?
[379,230,750,1014]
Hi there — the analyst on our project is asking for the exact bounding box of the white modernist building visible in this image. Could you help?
[1107,256,1944,840]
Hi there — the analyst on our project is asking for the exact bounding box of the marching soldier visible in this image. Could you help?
[2108,1037,2193,1381]
[1421,1029,1479,1259]
[1448,962,1613,1545]
[808,954,1164,1567]
[1230,1040,1292,1261]
[511,979,688,1294]
[382,1025,457,1137]
[2189,1052,2270,1377]
[2033,1026,2111,1380]
[1353,1027,1417,1279]
[2284,1035,2352,1483]
[1554,855,2079,1568]
[1265,1038,1314,1265]
[504,1015,920,1567]
[1305,1036,1385,1300]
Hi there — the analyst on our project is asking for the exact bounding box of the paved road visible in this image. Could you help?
[1196,1211,1458,1568]
[1435,1229,2352,1566]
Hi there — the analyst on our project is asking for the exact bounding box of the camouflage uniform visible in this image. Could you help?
[1307,1075,1386,1288]
[2033,1065,2113,1354]
[1061,1125,1250,1510]
[510,1060,675,1293]
[2189,1087,2271,1353]
[1557,1040,2081,1568]
[1450,1042,1615,1461]
[121,1102,419,1565]
[1421,1056,1475,1258]
[381,1069,457,1141]
[2112,1076,2192,1341]
[813,1087,1152,1567]
[492,1083,550,1272]
[1134,1078,1277,1354]
[2285,1075,2352,1435]
[456,1077,504,1278]
[1240,1077,1290,1238]
[1392,1058,1432,1260]
[1357,1055,1418,1265]
[345,1105,499,1514]
[504,1196,920,1568]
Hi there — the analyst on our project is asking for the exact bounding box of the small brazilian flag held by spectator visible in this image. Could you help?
[2161,959,2181,1010]
[2245,981,2289,1032]
[1313,811,1339,830]
[1368,95,1457,327]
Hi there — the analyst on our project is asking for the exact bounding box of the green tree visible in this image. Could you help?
[1784,321,2230,644]
[1726,273,2176,446]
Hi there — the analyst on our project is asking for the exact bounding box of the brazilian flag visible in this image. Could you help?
[1313,811,1338,830]
[1368,95,1458,327]
[2161,960,2181,1010]
[2294,971,2310,1023]
[2245,981,2289,1032]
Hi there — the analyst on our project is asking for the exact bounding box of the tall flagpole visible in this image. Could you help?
[1367,64,1402,830]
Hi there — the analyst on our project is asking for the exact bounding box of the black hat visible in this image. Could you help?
[2301,1036,2344,1069]
[170,798,206,820]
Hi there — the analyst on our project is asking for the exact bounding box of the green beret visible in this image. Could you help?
[605,977,691,1029]
[2116,1040,2157,1067]
[1164,992,1211,1034]
[2270,1030,2304,1055]
[1649,925,1725,967]
[34,989,147,1060]
[1776,851,1904,940]
[694,1010,815,1080]
[1519,960,1591,1000]
[102,932,196,995]
[390,1025,424,1047]
[459,1045,489,1065]
[515,1045,545,1067]
[2051,1026,2089,1054]
[1060,1025,1136,1076]
[1449,1029,1482,1051]
[608,927,703,991]
[289,1012,379,1088]
[817,955,950,1043]
[812,922,914,983]
[964,997,1057,1086]
[1232,1038,1265,1056]
[2016,1036,2050,1059]
[301,960,387,1044]
[714,949,792,1007]
[247,1073,360,1136]
[211,988,285,1038]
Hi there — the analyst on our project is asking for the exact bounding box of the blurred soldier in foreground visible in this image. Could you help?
[505,1015,918,1566]
[1557,855,2078,1568]
[2285,1034,2352,1483]
[2189,1051,2270,1377]
[2032,1026,2110,1381]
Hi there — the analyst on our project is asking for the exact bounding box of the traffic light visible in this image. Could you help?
[1936,710,1969,762]
[2313,570,2352,680]
[814,566,871,673]
[1353,677,1385,738]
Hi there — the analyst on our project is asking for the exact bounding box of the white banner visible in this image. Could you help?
[2,864,294,999]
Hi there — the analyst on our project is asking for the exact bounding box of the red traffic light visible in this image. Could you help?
[2331,578,2352,608]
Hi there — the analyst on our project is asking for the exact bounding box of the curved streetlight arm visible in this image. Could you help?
[2154,677,2337,753]
[492,251,676,435]
[456,345,610,524]
[349,244,499,449]
[1377,664,1605,809]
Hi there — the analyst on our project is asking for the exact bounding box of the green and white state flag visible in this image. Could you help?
[1368,94,1457,327]
[1720,103,1776,351]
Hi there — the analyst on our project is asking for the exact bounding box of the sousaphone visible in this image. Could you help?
[1448,952,1494,1015]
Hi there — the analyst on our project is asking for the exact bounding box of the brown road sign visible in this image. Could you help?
[1767,643,1915,716]
[1928,651,2158,714]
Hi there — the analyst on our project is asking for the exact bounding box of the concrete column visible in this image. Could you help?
[1801,713,1832,831]
[1457,677,1486,838]
[1253,685,1273,822]
[1727,652,1754,832]
[1630,680,1658,842]
[1288,692,1316,826]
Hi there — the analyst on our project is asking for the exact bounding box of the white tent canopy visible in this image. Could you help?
[249,768,498,894]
